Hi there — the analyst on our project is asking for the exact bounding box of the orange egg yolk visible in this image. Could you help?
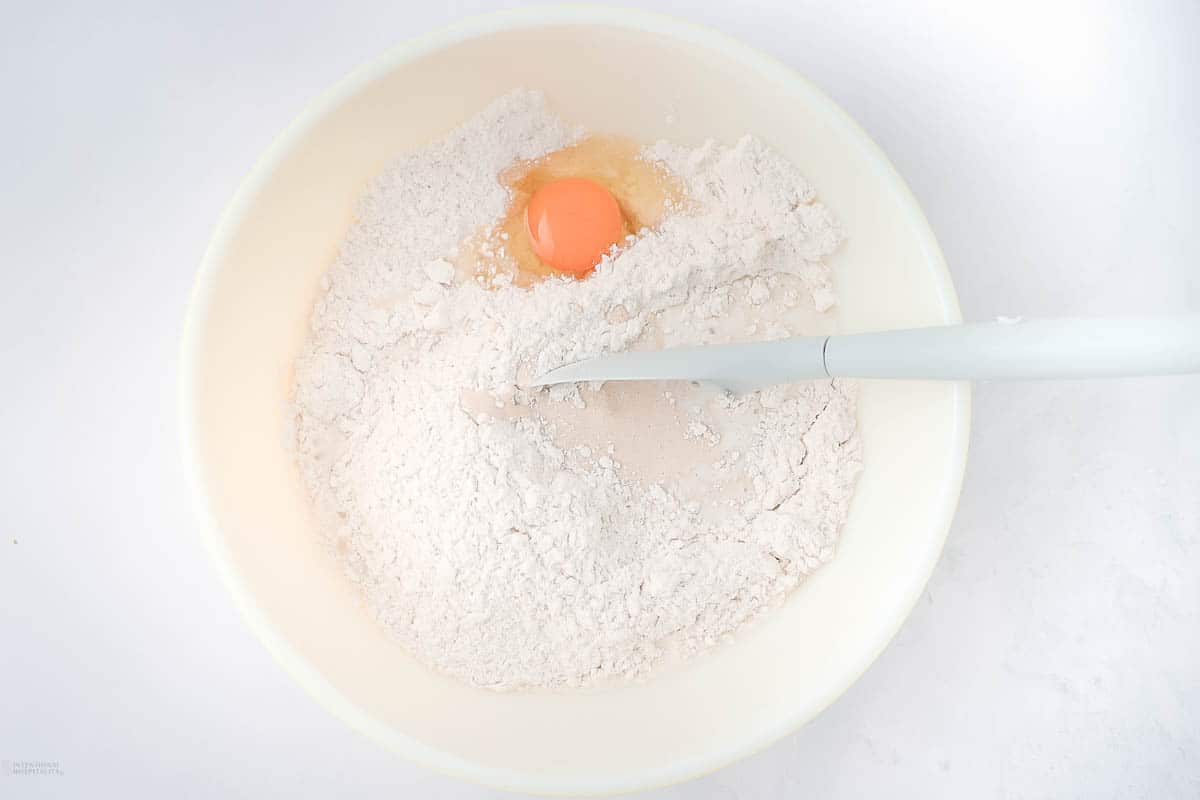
[524,177,624,275]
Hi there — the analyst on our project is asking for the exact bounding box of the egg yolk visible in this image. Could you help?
[525,177,624,275]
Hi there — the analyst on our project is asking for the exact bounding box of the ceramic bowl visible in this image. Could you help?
[180,7,970,794]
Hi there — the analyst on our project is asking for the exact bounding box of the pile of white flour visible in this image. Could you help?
[292,91,862,690]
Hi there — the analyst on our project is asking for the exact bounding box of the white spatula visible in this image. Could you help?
[531,315,1200,391]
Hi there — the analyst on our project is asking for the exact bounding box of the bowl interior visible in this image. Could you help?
[184,12,968,795]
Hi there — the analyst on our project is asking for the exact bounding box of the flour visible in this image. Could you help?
[292,90,862,690]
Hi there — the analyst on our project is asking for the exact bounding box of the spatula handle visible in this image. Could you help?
[824,315,1200,380]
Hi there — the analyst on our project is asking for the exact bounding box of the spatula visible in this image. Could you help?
[530,315,1200,392]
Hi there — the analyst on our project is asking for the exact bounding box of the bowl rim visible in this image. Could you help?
[179,4,971,795]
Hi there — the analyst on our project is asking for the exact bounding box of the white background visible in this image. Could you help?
[2,0,1197,797]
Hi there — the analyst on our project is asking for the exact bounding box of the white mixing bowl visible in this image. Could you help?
[180,7,970,795]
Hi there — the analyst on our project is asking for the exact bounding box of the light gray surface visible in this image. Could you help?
[1,1,1197,797]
